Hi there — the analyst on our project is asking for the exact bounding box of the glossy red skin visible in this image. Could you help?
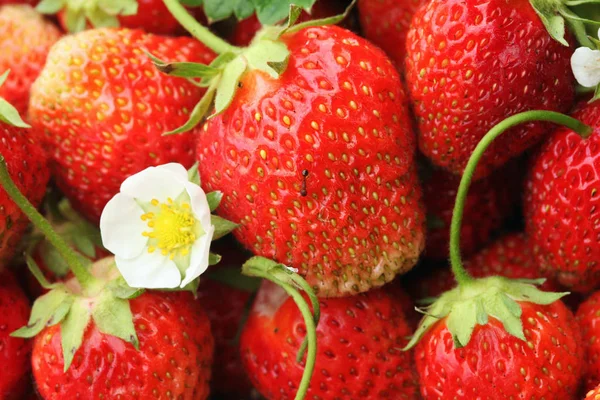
[0,123,49,268]
[405,0,576,178]
[29,28,214,224]
[0,5,61,116]
[358,0,425,69]
[525,101,600,292]
[198,26,425,298]
[230,1,348,47]
[416,301,582,399]
[32,291,214,400]
[0,0,37,4]
[406,233,561,300]
[0,270,31,399]
[422,162,518,260]
[196,279,253,397]
[241,283,420,399]
[576,291,600,392]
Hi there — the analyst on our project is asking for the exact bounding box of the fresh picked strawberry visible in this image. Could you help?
[576,291,600,392]
[229,1,349,47]
[404,109,592,397]
[0,4,61,117]
[0,71,49,268]
[525,100,600,292]
[154,2,426,297]
[240,280,420,400]
[28,28,215,224]
[358,0,425,69]
[405,0,577,178]
[0,270,31,400]
[421,161,518,260]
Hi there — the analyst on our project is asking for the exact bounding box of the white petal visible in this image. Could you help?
[120,165,188,202]
[100,193,148,259]
[180,224,215,288]
[597,27,600,40]
[571,47,600,88]
[116,251,181,289]
[184,181,212,228]
[154,163,189,180]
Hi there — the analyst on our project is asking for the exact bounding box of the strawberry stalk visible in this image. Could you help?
[449,110,592,285]
[0,157,98,291]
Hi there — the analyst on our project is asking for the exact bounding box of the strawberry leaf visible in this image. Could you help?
[12,288,74,338]
[61,298,92,371]
[91,291,139,350]
[253,0,315,25]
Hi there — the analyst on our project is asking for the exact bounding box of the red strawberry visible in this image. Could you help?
[197,25,425,297]
[587,384,600,400]
[0,5,61,116]
[229,1,348,47]
[358,0,425,69]
[576,291,600,392]
[240,281,420,399]
[0,270,31,400]
[28,28,215,223]
[525,100,600,292]
[415,300,582,399]
[0,0,37,4]
[33,290,214,400]
[422,161,518,260]
[405,0,576,178]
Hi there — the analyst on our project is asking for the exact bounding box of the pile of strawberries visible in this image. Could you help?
[1,0,600,399]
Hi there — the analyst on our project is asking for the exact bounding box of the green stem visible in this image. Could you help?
[0,156,97,289]
[162,0,241,55]
[450,111,592,286]
[247,268,317,400]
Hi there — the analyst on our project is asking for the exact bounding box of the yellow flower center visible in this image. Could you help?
[140,198,197,260]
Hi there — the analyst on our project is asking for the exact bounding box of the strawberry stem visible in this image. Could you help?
[162,0,241,55]
[0,156,98,289]
[449,110,592,286]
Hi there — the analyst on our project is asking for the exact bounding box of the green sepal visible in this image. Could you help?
[107,276,145,300]
[404,276,569,350]
[591,84,600,103]
[206,191,222,211]
[213,56,247,116]
[0,71,30,128]
[91,291,139,350]
[208,252,222,265]
[211,215,239,240]
[187,162,201,186]
[61,298,92,371]
[530,0,569,46]
[147,52,220,79]
[163,83,216,136]
[38,0,138,32]
[25,254,59,290]
[285,0,356,34]
[12,288,74,338]
[36,0,67,14]
[205,265,262,292]
[244,40,290,78]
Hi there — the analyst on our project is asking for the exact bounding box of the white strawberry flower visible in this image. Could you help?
[571,29,600,88]
[100,163,215,289]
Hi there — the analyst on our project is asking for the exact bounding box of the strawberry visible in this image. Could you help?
[194,24,425,297]
[422,161,518,260]
[229,1,348,47]
[525,100,600,292]
[405,0,576,178]
[0,270,31,400]
[588,384,600,400]
[240,281,420,399]
[357,0,425,69]
[0,5,61,116]
[28,28,215,223]
[576,291,600,392]
[0,73,49,268]
[32,290,214,400]
[414,300,582,399]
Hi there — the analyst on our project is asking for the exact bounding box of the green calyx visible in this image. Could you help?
[12,257,141,372]
[242,256,320,400]
[157,0,355,135]
[36,0,138,32]
[405,277,568,349]
[530,0,600,47]
[0,71,29,128]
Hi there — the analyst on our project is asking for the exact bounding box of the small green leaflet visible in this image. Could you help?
[253,0,315,25]
[202,0,259,23]
[92,291,139,350]
[61,298,92,371]
[12,289,74,338]
[213,56,247,116]
[211,215,239,240]
[206,191,223,211]
[0,71,30,128]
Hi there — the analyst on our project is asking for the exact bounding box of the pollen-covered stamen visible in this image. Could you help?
[141,198,197,259]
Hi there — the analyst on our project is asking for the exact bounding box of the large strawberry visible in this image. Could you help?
[405,0,576,178]
[0,72,49,268]
[28,28,214,223]
[0,5,61,116]
[525,100,600,292]
[576,291,600,392]
[32,289,214,400]
[240,281,420,399]
[0,270,31,400]
[155,2,426,297]
[358,0,425,69]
